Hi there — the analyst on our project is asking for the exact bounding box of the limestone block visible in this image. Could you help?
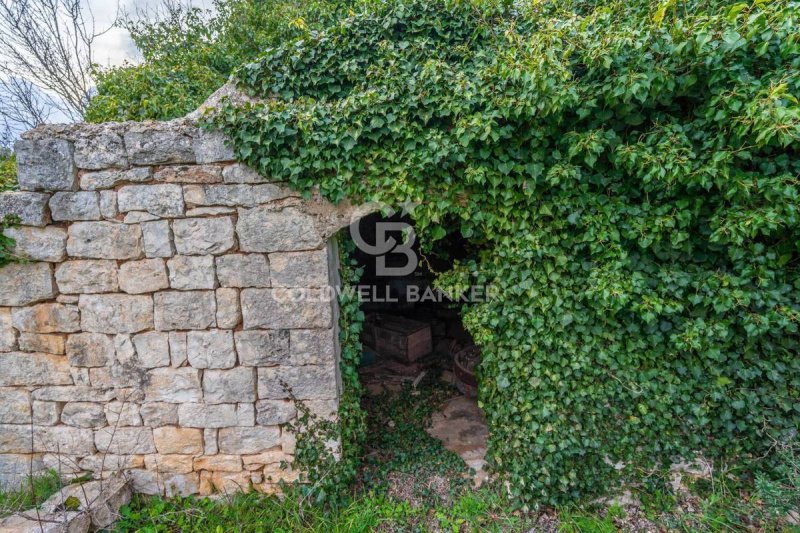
[49,191,101,221]
[0,389,30,424]
[66,333,113,367]
[173,217,235,255]
[222,163,273,184]
[74,131,128,169]
[193,454,242,472]
[216,254,270,288]
[237,206,322,252]
[145,454,195,474]
[168,332,187,367]
[153,427,203,455]
[242,450,285,469]
[0,191,51,226]
[155,164,223,183]
[127,469,161,495]
[95,427,156,455]
[255,400,296,425]
[204,429,218,454]
[32,401,61,425]
[184,183,297,208]
[12,303,80,333]
[0,425,32,452]
[218,427,280,454]
[2,226,66,262]
[269,249,329,288]
[0,454,46,490]
[177,403,254,428]
[119,258,169,294]
[241,288,332,329]
[144,367,202,403]
[124,127,195,165]
[79,294,153,334]
[67,221,143,259]
[289,329,336,365]
[140,403,178,427]
[234,330,290,367]
[167,255,216,290]
[56,260,119,294]
[89,365,144,389]
[0,308,15,351]
[215,288,241,329]
[19,333,65,354]
[162,473,200,497]
[104,402,142,427]
[80,167,151,190]
[61,402,107,428]
[186,329,234,369]
[99,190,118,219]
[0,262,56,306]
[70,367,90,386]
[186,207,235,216]
[32,386,116,402]
[118,184,184,217]
[153,291,216,330]
[194,129,235,163]
[257,364,338,400]
[78,454,144,472]
[203,368,256,403]
[132,332,171,368]
[207,471,253,493]
[15,138,76,191]
[141,220,174,258]
[32,426,95,455]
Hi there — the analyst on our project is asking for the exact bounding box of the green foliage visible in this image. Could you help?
[0,214,19,268]
[214,0,800,504]
[0,152,15,191]
[86,0,352,122]
[0,470,64,518]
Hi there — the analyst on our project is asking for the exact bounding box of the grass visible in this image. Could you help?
[0,469,64,518]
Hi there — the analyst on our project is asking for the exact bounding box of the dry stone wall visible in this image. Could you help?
[0,118,354,495]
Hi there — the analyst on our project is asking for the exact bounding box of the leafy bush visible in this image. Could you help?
[0,470,64,518]
[0,152,15,191]
[214,0,800,504]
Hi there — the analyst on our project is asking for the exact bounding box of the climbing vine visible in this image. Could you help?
[213,0,800,504]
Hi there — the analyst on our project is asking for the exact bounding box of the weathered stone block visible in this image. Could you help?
[99,190,118,219]
[218,427,280,454]
[167,255,216,290]
[215,288,241,329]
[0,308,15,351]
[222,163,273,184]
[124,127,195,165]
[204,429,218,454]
[132,332,171,368]
[0,192,51,226]
[290,329,336,365]
[194,455,242,472]
[154,291,216,330]
[177,403,254,428]
[168,332,187,367]
[173,217,235,255]
[78,454,144,472]
[140,402,178,427]
[237,206,322,252]
[155,164,223,183]
[185,183,296,208]
[66,332,113,367]
[80,167,152,190]
[0,262,56,306]
[18,333,64,354]
[34,426,95,454]
[144,367,202,403]
[194,129,235,163]
[61,402,107,428]
[49,191,101,221]
[119,258,169,294]
[71,366,90,386]
[0,389,30,424]
[234,330,290,366]
[145,454,195,473]
[241,288,332,329]
[0,454,46,490]
[258,364,338,400]
[269,249,329,288]
[32,401,60,425]
[118,184,184,217]
[141,220,174,258]
[153,427,203,454]
[105,402,142,427]
[67,221,143,259]
[2,226,66,262]
[255,400,296,425]
[204,368,256,403]
[15,138,76,191]
[32,386,116,402]
[216,254,270,288]
[12,303,80,333]
[79,294,153,334]
[95,427,156,455]
[74,131,128,169]
[186,329,235,369]
[56,260,119,293]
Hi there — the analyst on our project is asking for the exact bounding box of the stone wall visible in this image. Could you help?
[0,118,354,495]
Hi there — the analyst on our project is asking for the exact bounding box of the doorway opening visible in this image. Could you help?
[343,211,489,495]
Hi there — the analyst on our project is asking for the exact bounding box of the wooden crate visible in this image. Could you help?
[362,314,433,363]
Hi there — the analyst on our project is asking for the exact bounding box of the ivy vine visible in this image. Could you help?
[213,0,800,504]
